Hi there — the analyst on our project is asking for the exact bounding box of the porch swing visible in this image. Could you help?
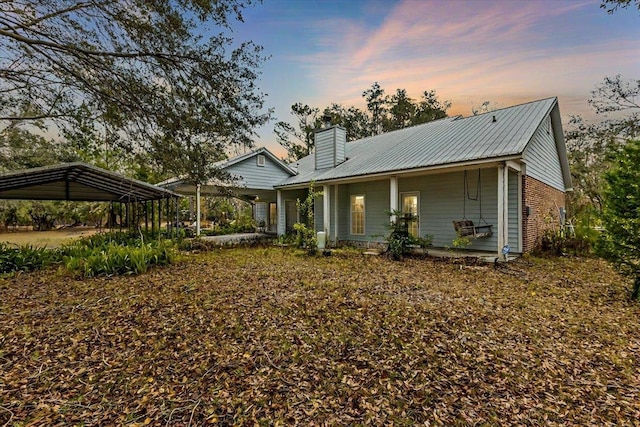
[452,169,493,238]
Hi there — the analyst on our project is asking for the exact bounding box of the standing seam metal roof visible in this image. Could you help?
[278,97,558,187]
[0,162,180,201]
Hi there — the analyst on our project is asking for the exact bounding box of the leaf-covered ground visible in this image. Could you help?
[1,248,639,426]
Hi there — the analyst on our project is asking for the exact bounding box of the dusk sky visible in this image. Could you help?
[229,0,639,157]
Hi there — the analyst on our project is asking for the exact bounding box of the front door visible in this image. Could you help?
[401,193,419,238]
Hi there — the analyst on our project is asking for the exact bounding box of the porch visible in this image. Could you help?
[277,162,523,258]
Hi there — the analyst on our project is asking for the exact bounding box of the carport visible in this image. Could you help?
[0,162,181,232]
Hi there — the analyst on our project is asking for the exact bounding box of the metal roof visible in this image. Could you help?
[0,162,180,202]
[278,97,560,187]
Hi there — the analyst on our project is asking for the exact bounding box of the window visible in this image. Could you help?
[401,193,419,238]
[257,154,266,167]
[350,195,365,235]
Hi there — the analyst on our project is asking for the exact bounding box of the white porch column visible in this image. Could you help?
[497,165,509,259]
[323,185,330,235]
[276,189,285,235]
[196,184,201,236]
[390,176,399,222]
[333,185,339,241]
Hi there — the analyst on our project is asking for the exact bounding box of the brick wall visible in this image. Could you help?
[522,175,566,252]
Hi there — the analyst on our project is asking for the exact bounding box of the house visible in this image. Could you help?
[164,97,572,256]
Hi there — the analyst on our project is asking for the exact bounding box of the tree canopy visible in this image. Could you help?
[598,139,640,300]
[274,83,450,161]
[0,0,270,184]
[565,75,639,219]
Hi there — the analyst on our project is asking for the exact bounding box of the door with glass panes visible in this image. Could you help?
[401,193,419,238]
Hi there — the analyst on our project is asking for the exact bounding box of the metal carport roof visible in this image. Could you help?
[0,162,180,202]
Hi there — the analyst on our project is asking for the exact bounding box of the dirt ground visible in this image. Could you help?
[0,226,102,247]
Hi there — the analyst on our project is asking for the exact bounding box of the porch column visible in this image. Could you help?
[196,184,201,236]
[333,185,339,242]
[497,164,509,259]
[323,185,330,235]
[276,189,285,235]
[390,176,398,222]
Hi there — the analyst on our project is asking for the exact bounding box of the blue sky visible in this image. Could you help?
[228,0,640,157]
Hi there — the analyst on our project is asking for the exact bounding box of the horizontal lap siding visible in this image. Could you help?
[399,170,498,251]
[226,156,292,190]
[280,189,307,232]
[314,194,323,233]
[254,202,267,224]
[315,131,335,169]
[523,118,565,191]
[340,180,389,242]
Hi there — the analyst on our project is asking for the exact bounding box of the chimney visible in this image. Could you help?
[314,124,346,170]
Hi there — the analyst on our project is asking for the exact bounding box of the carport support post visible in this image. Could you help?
[196,183,201,236]
[497,164,509,260]
[175,197,180,238]
[144,201,149,232]
[151,200,155,233]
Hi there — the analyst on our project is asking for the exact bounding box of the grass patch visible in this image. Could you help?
[0,248,638,425]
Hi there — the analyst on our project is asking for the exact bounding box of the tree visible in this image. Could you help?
[363,82,388,135]
[412,90,451,125]
[600,0,640,14]
[274,103,320,161]
[472,101,502,116]
[598,140,640,300]
[0,0,270,184]
[275,84,450,159]
[565,75,640,220]
[321,104,370,141]
[385,89,416,131]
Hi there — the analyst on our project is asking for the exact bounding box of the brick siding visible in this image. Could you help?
[522,175,566,252]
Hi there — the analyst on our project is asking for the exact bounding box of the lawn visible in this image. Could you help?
[0,227,101,248]
[1,248,639,426]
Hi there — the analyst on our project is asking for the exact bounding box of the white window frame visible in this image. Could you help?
[400,191,420,238]
[257,154,266,167]
[350,194,365,235]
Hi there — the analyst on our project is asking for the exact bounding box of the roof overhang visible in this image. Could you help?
[0,163,180,202]
[275,155,524,190]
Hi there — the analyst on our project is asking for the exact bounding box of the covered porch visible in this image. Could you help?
[277,161,524,258]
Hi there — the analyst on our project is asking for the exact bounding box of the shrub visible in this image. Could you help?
[384,210,432,260]
[62,238,175,277]
[0,243,61,273]
[294,183,322,255]
[533,228,594,257]
[597,139,640,300]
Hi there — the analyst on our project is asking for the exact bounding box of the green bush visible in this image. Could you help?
[384,210,432,260]
[61,235,175,277]
[0,243,61,273]
[533,228,593,257]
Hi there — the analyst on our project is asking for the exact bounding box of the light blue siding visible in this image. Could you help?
[398,169,498,251]
[254,202,267,224]
[279,188,306,233]
[334,179,389,242]
[314,126,346,169]
[314,194,323,233]
[225,154,292,191]
[523,116,565,191]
